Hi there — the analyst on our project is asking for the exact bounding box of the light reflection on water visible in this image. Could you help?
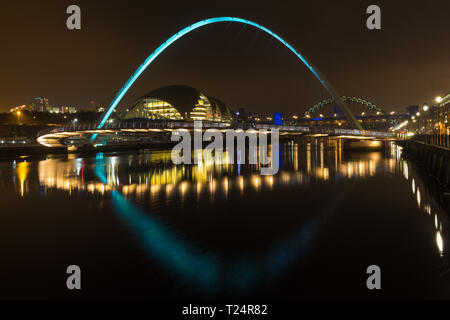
[34,144,390,201]
[3,141,449,297]
[11,144,448,259]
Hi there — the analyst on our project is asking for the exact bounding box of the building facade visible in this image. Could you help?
[123,85,234,123]
[32,97,49,112]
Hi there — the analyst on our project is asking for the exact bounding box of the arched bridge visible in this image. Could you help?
[306,96,386,116]
[94,16,363,136]
[298,96,399,129]
[36,17,399,148]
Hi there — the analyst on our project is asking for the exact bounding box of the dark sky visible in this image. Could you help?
[1,0,449,115]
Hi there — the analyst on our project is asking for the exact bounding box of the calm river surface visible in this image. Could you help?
[0,142,449,299]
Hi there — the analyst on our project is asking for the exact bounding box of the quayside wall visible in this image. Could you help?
[400,139,450,188]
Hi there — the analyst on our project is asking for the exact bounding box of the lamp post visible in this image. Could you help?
[436,96,443,135]
[416,112,421,133]
[14,110,21,140]
[422,104,429,135]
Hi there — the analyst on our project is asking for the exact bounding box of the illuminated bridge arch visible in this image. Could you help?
[306,96,386,117]
[94,16,363,140]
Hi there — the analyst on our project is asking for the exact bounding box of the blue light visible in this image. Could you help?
[273,112,283,125]
[92,159,335,293]
[93,17,337,140]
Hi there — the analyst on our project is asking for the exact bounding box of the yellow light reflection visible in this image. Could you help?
[16,162,30,197]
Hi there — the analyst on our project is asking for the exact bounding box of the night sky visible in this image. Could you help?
[1,0,449,115]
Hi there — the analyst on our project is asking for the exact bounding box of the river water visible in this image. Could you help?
[0,142,449,299]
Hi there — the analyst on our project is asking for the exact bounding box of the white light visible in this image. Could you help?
[394,120,408,131]
[423,105,429,111]
[436,96,442,103]
[417,188,421,207]
[437,231,444,255]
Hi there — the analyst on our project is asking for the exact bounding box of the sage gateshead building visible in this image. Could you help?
[123,85,234,123]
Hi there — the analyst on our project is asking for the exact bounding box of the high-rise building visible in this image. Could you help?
[32,97,49,112]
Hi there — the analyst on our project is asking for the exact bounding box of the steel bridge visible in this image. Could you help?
[92,17,363,133]
[37,120,393,148]
[36,17,399,148]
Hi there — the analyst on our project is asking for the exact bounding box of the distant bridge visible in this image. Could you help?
[37,120,393,148]
[306,96,386,116]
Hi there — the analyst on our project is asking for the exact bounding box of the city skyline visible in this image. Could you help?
[1,0,450,305]
[1,0,449,114]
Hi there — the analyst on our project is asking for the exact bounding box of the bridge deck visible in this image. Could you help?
[36,121,393,147]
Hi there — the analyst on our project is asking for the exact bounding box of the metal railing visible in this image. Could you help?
[37,119,393,139]
[37,120,231,137]
[412,134,450,148]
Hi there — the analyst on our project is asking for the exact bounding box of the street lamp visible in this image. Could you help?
[422,104,429,134]
[435,96,443,134]
[416,112,421,132]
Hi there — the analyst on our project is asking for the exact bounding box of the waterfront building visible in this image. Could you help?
[123,85,234,123]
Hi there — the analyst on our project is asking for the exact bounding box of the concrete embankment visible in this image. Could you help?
[399,140,450,188]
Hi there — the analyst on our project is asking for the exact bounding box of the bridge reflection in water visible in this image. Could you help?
[37,142,388,200]
[9,141,449,298]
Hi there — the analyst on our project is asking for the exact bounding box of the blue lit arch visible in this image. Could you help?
[94,17,362,140]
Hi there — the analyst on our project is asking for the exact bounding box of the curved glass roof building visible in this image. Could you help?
[123,85,233,123]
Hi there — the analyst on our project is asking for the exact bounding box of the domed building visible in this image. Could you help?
[123,85,234,123]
